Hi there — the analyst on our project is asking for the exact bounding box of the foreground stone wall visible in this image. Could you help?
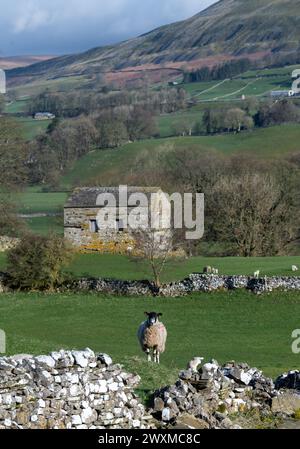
[0,349,299,430]
[152,360,300,429]
[0,349,155,429]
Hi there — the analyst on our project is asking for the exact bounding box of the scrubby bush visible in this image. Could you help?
[7,234,73,290]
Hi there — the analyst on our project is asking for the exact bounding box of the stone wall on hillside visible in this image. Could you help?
[0,349,155,429]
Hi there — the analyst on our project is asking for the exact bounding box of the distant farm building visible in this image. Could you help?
[0,69,6,94]
[64,187,172,254]
[34,112,56,120]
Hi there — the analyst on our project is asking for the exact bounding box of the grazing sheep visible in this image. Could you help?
[254,270,260,278]
[292,265,299,272]
[187,357,204,373]
[203,266,212,274]
[212,268,219,275]
[137,312,167,364]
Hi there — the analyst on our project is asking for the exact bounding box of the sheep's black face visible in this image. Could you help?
[145,312,162,326]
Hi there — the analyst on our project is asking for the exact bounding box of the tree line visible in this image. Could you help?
[183,59,252,83]
[172,99,300,137]
[27,104,159,185]
[27,86,187,118]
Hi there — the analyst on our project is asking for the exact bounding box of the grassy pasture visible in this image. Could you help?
[61,124,300,187]
[183,63,295,101]
[5,99,29,114]
[14,190,67,235]
[23,216,64,236]
[15,117,51,140]
[16,190,68,215]
[8,75,89,98]
[0,291,299,395]
[1,253,300,281]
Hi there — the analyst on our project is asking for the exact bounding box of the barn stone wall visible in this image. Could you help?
[64,207,142,253]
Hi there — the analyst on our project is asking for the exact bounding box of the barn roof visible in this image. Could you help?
[64,187,162,208]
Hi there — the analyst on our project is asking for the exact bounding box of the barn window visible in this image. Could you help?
[89,220,99,233]
[116,218,124,232]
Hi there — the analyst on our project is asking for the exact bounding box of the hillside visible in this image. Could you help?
[0,55,55,70]
[7,0,300,85]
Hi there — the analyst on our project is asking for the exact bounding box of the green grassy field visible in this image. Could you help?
[14,190,67,235]
[61,124,300,187]
[67,254,300,280]
[5,99,29,114]
[1,253,300,280]
[158,110,204,137]
[23,216,64,236]
[9,75,90,98]
[183,64,296,101]
[17,190,68,214]
[184,76,290,101]
[0,291,299,395]
[15,117,51,140]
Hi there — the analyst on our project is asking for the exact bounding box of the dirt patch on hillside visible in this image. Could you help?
[104,51,270,87]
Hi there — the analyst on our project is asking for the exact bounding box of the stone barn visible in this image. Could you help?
[64,187,172,253]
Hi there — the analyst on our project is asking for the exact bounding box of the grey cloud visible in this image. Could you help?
[0,0,216,56]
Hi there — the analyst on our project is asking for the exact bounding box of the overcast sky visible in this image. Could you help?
[0,0,217,56]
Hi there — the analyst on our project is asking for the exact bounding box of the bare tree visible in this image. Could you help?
[208,172,298,256]
[130,229,175,290]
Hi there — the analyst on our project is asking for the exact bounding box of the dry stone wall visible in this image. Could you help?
[71,274,300,296]
[0,349,300,430]
[152,360,300,429]
[1,273,300,296]
[0,349,155,429]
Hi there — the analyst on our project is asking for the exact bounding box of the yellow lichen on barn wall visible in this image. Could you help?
[79,237,136,255]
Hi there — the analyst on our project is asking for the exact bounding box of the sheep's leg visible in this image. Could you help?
[153,349,160,364]
[156,351,160,364]
[145,348,151,362]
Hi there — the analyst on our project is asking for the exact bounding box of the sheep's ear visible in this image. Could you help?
[144,312,149,316]
[158,313,163,317]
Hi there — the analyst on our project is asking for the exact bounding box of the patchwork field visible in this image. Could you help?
[183,64,298,101]
[0,291,299,395]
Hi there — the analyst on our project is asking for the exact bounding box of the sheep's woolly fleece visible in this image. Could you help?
[138,322,167,353]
